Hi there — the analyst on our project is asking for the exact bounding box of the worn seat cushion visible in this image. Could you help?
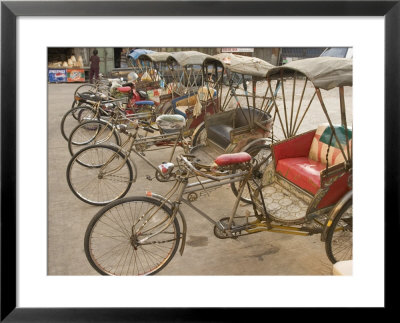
[276,157,325,195]
[117,86,131,93]
[156,114,186,133]
[207,124,233,148]
[214,152,251,166]
[134,100,154,106]
[309,124,352,166]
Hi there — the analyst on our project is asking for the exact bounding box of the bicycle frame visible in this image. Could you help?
[139,153,329,256]
[98,125,190,179]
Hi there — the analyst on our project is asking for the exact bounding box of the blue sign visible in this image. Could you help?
[48,69,67,83]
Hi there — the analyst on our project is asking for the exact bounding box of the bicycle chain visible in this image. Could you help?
[139,237,178,245]
[103,175,134,183]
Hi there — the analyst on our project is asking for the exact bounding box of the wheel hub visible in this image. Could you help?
[130,235,138,250]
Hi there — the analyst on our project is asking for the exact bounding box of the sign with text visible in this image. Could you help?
[221,48,254,53]
[48,69,67,83]
[67,69,85,82]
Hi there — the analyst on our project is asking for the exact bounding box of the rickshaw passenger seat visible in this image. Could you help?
[274,124,352,195]
[207,107,272,149]
[214,152,252,166]
[235,107,271,127]
[276,157,324,195]
[208,125,233,148]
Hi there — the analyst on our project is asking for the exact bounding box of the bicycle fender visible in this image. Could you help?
[320,191,352,242]
[144,192,187,256]
[127,156,138,183]
[191,121,205,142]
[241,138,271,153]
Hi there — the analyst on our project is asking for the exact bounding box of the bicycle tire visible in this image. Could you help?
[68,119,121,157]
[325,199,353,264]
[74,84,97,97]
[230,144,272,204]
[85,196,180,275]
[60,105,97,141]
[66,144,134,206]
[191,123,207,147]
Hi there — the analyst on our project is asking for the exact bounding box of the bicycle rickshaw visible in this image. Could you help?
[127,48,155,74]
[65,51,221,151]
[190,53,278,157]
[65,53,225,205]
[164,51,224,136]
[83,56,352,275]
[61,53,170,143]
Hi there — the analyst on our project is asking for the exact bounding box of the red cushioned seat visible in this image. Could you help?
[214,152,251,166]
[276,157,325,195]
[117,86,131,93]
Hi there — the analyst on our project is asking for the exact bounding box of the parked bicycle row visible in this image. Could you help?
[59,50,353,275]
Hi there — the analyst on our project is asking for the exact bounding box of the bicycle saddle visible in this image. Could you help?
[117,86,131,93]
[214,152,251,166]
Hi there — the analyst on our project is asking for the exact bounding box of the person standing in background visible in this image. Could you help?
[89,49,100,83]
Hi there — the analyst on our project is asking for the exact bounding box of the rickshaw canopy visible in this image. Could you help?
[138,52,171,63]
[267,57,353,90]
[213,53,276,78]
[128,49,156,60]
[166,51,213,67]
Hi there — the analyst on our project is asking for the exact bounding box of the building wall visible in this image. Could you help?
[253,48,280,65]
[280,47,325,64]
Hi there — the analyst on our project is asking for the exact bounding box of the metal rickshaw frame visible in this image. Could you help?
[164,51,225,136]
[251,56,353,262]
[190,53,279,166]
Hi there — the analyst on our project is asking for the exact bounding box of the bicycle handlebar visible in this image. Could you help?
[142,127,154,133]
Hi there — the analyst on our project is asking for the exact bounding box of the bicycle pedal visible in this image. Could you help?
[145,175,153,181]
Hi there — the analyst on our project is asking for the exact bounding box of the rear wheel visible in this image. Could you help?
[325,199,353,264]
[85,196,180,275]
[230,144,272,203]
[66,144,134,206]
[68,120,120,157]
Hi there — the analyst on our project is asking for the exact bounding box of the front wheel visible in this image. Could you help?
[230,144,272,204]
[66,144,134,206]
[68,120,120,157]
[84,196,181,275]
[325,199,353,264]
[60,105,97,141]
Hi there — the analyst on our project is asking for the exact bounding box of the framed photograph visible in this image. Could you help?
[1,0,397,320]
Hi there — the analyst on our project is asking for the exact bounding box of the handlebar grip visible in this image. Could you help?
[142,127,154,133]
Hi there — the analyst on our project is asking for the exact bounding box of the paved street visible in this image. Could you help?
[48,82,351,276]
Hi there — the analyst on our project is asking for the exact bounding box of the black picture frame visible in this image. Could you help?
[1,1,397,321]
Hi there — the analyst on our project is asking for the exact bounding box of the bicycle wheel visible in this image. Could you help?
[60,105,97,141]
[68,120,120,157]
[191,123,207,146]
[325,199,353,264]
[74,84,97,96]
[230,144,272,203]
[66,144,134,206]
[85,196,180,275]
